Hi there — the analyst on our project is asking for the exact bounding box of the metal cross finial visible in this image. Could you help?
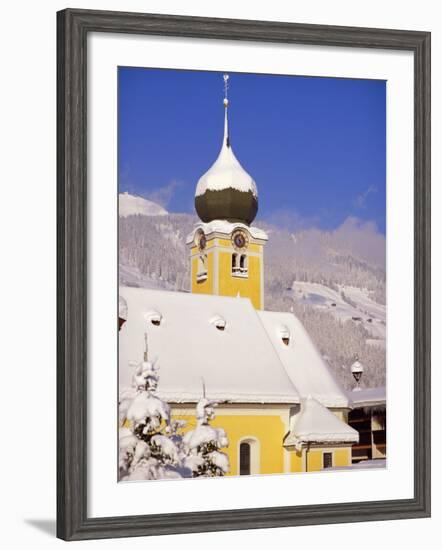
[223,74,229,107]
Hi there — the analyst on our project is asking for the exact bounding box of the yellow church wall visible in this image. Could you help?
[170,406,288,476]
[191,251,214,295]
[218,251,262,309]
[306,446,352,472]
[123,409,354,475]
[190,240,216,255]
[289,448,304,472]
[217,238,262,253]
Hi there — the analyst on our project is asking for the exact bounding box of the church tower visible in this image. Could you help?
[187,75,268,309]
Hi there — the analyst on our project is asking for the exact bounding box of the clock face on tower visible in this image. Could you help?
[231,229,249,250]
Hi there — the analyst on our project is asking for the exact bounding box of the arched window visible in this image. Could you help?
[239,254,247,272]
[239,442,251,475]
[232,253,239,274]
[238,437,260,475]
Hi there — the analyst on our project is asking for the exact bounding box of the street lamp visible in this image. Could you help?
[351,356,364,391]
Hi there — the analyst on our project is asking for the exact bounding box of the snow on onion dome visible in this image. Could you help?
[195,74,258,226]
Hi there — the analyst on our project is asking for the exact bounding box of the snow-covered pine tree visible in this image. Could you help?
[119,334,191,481]
[183,396,230,477]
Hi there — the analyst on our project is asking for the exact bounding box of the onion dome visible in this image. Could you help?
[195,75,258,226]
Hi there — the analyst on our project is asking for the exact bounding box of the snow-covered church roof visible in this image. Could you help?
[119,287,299,404]
[258,311,349,408]
[348,386,386,408]
[119,287,350,408]
[284,396,359,448]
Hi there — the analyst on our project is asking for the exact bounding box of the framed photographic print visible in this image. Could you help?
[57,8,431,541]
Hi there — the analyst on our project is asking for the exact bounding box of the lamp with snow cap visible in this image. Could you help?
[351,356,364,391]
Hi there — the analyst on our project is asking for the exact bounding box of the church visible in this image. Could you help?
[119,76,359,476]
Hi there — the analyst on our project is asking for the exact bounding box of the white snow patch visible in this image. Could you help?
[119,295,128,320]
[126,391,171,426]
[258,310,350,408]
[184,424,228,451]
[291,281,386,342]
[329,459,386,471]
[119,286,299,403]
[119,192,168,217]
[285,396,359,448]
[195,135,257,198]
[349,386,386,408]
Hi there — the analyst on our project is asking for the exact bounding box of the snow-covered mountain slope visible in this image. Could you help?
[119,192,168,217]
[119,263,176,291]
[290,281,386,344]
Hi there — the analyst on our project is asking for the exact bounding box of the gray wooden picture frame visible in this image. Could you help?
[57,8,431,541]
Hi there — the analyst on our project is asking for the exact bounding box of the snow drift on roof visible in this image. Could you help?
[349,386,386,408]
[284,396,359,447]
[258,310,350,408]
[119,287,299,404]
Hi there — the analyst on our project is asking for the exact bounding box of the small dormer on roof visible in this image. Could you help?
[195,74,258,226]
[210,315,227,331]
[144,310,163,327]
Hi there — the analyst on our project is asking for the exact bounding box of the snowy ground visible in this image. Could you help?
[328,459,386,472]
[290,281,386,345]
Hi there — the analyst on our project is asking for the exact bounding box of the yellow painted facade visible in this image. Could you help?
[170,405,354,475]
[190,233,264,309]
[305,446,351,472]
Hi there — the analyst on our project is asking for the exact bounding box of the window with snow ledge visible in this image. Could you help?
[196,254,208,282]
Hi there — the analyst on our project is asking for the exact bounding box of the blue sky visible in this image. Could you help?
[119,67,386,233]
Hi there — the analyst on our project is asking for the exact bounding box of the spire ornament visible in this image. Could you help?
[194,72,258,225]
[223,74,230,148]
[223,73,229,107]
